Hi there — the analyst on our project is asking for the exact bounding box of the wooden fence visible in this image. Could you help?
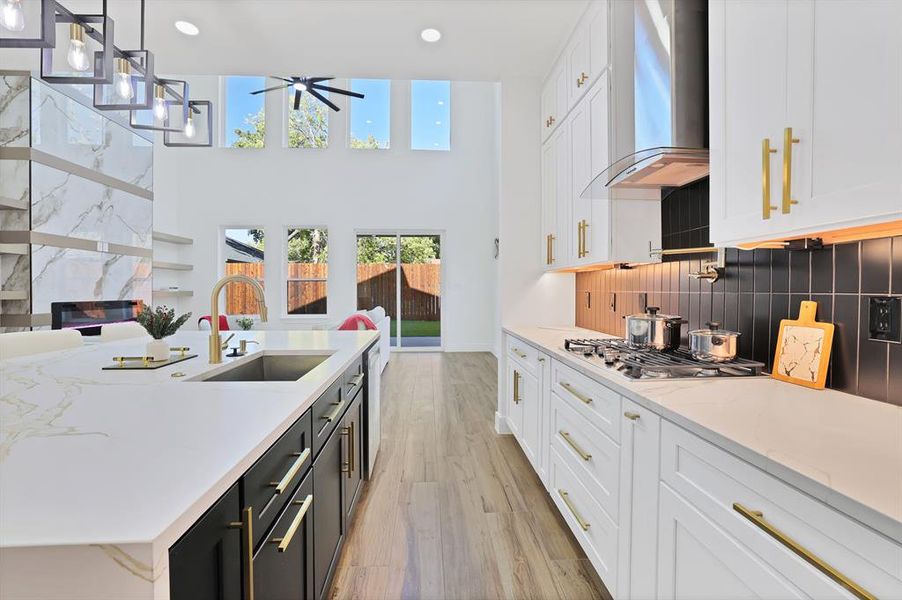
[225,262,440,320]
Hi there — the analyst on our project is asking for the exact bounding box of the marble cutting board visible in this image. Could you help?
[772,300,835,390]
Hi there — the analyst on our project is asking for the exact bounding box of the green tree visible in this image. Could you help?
[288,228,328,263]
[231,108,265,148]
[350,134,382,149]
[356,236,439,264]
[231,93,329,149]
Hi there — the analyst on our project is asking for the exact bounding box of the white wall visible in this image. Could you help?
[496,77,575,356]
[154,78,499,352]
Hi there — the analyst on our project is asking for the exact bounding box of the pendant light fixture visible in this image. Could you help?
[40,6,114,85]
[65,22,89,70]
[164,100,212,147]
[129,77,190,133]
[0,0,25,32]
[93,0,154,112]
[0,0,54,47]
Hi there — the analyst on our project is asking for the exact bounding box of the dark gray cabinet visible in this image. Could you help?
[169,482,243,600]
[253,469,314,600]
[342,390,364,522]
[312,412,345,600]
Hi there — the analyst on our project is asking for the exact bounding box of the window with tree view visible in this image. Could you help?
[224,228,265,315]
[349,79,390,149]
[224,76,265,148]
[287,228,328,315]
[288,88,329,148]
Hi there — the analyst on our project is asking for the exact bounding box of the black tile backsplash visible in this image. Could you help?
[575,236,902,406]
[661,178,711,253]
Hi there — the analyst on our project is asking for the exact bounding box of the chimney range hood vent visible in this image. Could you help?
[582,0,708,198]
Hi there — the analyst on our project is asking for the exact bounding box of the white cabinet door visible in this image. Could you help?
[585,73,611,264]
[506,360,524,440]
[709,0,795,245]
[541,139,557,269]
[786,0,902,233]
[587,0,609,81]
[657,483,806,599]
[541,77,556,142]
[566,25,591,110]
[616,399,661,600]
[537,353,550,486]
[554,124,573,265]
[516,366,541,470]
[570,96,592,265]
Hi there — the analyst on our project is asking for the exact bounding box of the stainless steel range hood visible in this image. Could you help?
[582,0,708,198]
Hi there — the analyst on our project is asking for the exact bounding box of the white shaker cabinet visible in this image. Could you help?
[541,138,558,268]
[541,60,569,142]
[710,0,902,246]
[541,126,572,269]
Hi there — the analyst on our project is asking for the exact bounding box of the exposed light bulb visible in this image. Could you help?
[113,58,134,101]
[67,24,89,72]
[0,0,25,32]
[152,85,167,120]
[183,115,196,138]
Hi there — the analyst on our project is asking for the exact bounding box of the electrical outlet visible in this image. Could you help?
[868,296,901,343]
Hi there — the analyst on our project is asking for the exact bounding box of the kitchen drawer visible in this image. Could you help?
[506,335,541,375]
[551,359,620,443]
[550,447,619,595]
[253,469,314,600]
[550,392,620,522]
[311,378,345,458]
[660,422,902,599]
[243,409,313,550]
[341,356,365,403]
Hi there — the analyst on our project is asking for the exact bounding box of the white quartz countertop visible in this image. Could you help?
[0,329,378,552]
[504,326,902,544]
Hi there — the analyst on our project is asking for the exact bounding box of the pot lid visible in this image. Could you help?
[689,321,741,337]
[628,306,683,322]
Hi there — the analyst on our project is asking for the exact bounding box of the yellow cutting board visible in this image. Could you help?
[772,300,834,389]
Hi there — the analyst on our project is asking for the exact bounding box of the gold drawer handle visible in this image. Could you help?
[782,127,800,214]
[558,489,590,531]
[269,447,310,494]
[559,381,592,405]
[762,138,778,219]
[624,411,641,421]
[271,494,313,553]
[513,370,522,404]
[733,503,875,600]
[511,347,528,359]
[321,398,346,423]
[559,430,591,461]
[228,507,255,600]
[348,373,364,388]
[342,421,356,478]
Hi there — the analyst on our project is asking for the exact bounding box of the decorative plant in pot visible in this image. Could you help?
[236,316,254,331]
[136,305,192,361]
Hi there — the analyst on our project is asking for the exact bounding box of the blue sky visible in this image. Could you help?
[349,79,390,148]
[224,77,450,150]
[411,80,451,151]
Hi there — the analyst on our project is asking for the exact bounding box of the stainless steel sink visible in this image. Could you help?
[200,354,330,382]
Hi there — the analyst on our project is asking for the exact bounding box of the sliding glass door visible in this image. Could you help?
[356,233,441,349]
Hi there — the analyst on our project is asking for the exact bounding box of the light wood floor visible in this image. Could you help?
[328,352,610,600]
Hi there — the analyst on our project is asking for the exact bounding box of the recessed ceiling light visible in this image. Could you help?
[175,20,199,36]
[420,28,441,43]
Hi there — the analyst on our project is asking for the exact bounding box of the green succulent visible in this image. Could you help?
[236,317,255,331]
[136,305,192,340]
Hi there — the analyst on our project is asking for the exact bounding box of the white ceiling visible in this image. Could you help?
[73,0,589,81]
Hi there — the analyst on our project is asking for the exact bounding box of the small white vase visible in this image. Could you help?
[146,339,170,362]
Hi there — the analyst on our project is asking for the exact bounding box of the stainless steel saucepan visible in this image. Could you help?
[625,307,685,351]
[688,322,740,363]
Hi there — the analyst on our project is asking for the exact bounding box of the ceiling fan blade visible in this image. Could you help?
[310,84,364,99]
[308,88,340,112]
[250,84,292,95]
[271,75,294,83]
[308,77,334,84]
[293,89,302,110]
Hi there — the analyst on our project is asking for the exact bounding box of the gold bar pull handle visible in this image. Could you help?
[550,234,555,264]
[348,420,355,477]
[559,430,592,461]
[624,411,641,421]
[558,489,590,531]
[321,398,346,423]
[228,506,255,600]
[582,220,589,257]
[762,138,778,219]
[559,381,592,405]
[512,370,521,404]
[268,448,310,494]
[782,127,800,214]
[271,494,313,553]
[733,503,875,600]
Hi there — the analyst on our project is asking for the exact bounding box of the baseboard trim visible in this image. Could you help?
[494,412,511,435]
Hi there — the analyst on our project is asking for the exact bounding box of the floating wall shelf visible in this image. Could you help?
[153,290,193,298]
[152,231,194,245]
[153,261,193,271]
[0,290,28,301]
[0,243,29,255]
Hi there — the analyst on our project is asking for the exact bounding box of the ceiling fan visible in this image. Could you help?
[250,76,364,111]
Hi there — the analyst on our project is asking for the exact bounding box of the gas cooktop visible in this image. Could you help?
[563,338,765,380]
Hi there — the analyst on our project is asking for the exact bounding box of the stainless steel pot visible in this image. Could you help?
[689,322,740,363]
[626,307,684,351]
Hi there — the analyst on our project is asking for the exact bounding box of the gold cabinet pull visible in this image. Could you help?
[228,507,255,600]
[511,347,528,359]
[513,370,521,404]
[321,398,346,423]
[559,381,592,404]
[549,234,555,263]
[559,430,592,461]
[348,420,355,477]
[584,291,591,310]
[546,234,553,265]
[269,448,310,494]
[558,489,590,531]
[733,503,875,600]
[624,411,641,421]
[762,138,778,219]
[348,373,364,388]
[271,494,313,553]
[341,426,352,474]
[582,220,589,257]
[782,127,800,214]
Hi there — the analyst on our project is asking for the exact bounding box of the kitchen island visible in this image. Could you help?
[0,329,378,600]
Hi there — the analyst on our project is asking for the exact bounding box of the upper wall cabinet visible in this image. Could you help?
[709,0,902,247]
[541,61,570,142]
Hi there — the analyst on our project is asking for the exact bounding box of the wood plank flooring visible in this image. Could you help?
[328,352,610,600]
